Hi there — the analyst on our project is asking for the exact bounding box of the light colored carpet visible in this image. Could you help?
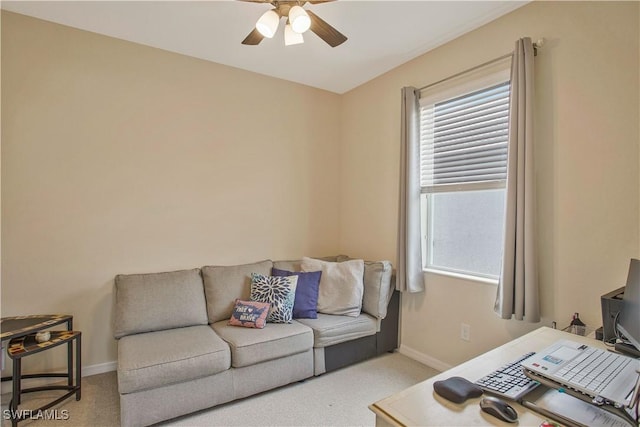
[2,352,439,427]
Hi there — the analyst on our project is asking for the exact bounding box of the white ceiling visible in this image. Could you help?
[1,1,528,94]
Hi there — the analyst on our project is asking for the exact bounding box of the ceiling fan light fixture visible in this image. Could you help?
[284,23,304,46]
[289,5,311,33]
[241,1,347,48]
[255,10,280,38]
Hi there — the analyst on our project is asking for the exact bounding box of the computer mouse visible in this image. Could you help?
[479,396,518,423]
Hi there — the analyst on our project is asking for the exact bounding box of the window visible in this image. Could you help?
[419,66,510,280]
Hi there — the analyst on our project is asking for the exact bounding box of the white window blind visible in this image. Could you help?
[420,81,510,190]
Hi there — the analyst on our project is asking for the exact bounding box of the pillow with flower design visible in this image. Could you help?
[249,273,298,323]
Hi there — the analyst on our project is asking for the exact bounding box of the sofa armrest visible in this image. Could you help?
[336,256,394,320]
[363,260,394,319]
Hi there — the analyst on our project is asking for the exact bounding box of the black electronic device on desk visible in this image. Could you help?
[601,286,625,343]
[616,258,640,357]
[601,258,640,358]
[479,396,519,423]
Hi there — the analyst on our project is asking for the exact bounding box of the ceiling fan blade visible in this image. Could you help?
[307,10,347,47]
[242,28,265,45]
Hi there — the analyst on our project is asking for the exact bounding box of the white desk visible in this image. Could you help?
[369,327,605,426]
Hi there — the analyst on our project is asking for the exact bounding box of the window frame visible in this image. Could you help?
[418,61,511,281]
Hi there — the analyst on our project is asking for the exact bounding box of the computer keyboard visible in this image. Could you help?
[475,352,540,400]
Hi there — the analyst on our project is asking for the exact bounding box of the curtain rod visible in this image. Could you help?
[417,38,544,93]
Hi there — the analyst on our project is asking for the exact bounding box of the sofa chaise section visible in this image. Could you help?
[273,257,397,375]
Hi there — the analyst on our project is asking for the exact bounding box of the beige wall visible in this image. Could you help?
[2,1,639,375]
[340,1,639,367]
[1,11,341,372]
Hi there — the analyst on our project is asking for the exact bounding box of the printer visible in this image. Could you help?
[600,286,625,343]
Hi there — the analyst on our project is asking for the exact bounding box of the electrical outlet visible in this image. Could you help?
[461,323,471,341]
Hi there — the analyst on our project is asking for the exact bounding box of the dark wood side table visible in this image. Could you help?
[1,315,81,427]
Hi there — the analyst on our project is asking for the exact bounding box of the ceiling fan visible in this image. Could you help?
[240,0,347,47]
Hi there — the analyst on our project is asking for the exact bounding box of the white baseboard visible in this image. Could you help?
[82,360,117,377]
[399,344,452,372]
[1,361,116,394]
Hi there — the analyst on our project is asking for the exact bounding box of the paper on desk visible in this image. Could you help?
[535,389,632,427]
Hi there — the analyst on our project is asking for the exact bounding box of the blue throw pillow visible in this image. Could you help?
[272,268,322,319]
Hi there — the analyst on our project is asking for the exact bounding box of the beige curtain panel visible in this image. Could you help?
[397,86,425,293]
[494,37,540,322]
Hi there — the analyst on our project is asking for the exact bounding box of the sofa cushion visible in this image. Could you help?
[272,260,303,272]
[272,256,343,273]
[272,268,321,319]
[296,313,378,348]
[212,320,313,368]
[250,273,298,323]
[117,325,230,394]
[202,260,273,323]
[114,268,207,338]
[301,257,364,317]
[337,256,394,319]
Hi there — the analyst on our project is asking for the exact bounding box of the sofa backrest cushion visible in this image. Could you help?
[114,268,207,339]
[201,260,273,323]
[301,257,364,317]
[337,256,394,319]
[275,256,394,319]
[272,260,302,272]
[273,256,341,273]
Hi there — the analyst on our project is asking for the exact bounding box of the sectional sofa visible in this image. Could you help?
[114,256,399,426]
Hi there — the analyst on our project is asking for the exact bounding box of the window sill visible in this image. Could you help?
[423,268,499,286]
